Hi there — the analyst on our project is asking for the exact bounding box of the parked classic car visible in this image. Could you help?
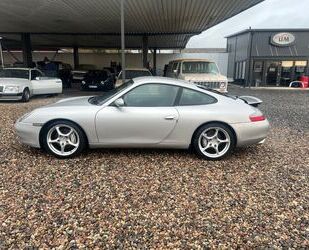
[81,70,114,91]
[166,59,228,93]
[0,68,62,102]
[115,68,152,87]
[15,77,269,159]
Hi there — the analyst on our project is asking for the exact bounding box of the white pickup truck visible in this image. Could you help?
[0,68,62,102]
[166,59,228,93]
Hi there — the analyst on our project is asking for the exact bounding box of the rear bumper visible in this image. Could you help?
[231,119,270,147]
[14,121,41,148]
[0,92,23,101]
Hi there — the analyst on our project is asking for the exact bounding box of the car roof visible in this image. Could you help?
[132,76,201,89]
[169,58,213,63]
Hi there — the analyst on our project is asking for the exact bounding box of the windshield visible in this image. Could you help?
[119,70,151,79]
[77,64,96,71]
[89,80,134,105]
[182,62,219,74]
[0,69,30,79]
[85,70,108,80]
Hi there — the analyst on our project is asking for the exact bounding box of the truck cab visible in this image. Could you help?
[166,59,228,93]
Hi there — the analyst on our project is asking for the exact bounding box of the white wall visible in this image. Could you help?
[2,51,228,76]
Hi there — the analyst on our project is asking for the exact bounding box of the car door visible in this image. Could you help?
[95,83,180,145]
[31,70,45,95]
[31,69,61,94]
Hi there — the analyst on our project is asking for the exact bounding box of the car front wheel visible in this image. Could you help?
[21,88,30,102]
[41,120,87,158]
[193,123,236,160]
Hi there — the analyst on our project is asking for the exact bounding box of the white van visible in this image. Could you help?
[166,59,228,92]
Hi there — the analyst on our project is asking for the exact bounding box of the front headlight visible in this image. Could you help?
[220,82,227,89]
[4,85,20,93]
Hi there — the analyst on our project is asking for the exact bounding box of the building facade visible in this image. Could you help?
[227,29,309,86]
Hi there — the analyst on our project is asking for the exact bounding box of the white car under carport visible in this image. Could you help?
[0,68,62,102]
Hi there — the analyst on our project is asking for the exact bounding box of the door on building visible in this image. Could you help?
[294,61,307,80]
[252,61,264,86]
[266,61,279,85]
[280,61,294,86]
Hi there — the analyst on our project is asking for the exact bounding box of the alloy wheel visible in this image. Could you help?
[46,124,80,157]
[198,127,231,159]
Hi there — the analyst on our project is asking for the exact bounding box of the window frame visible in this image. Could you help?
[175,87,218,106]
[31,69,44,80]
[120,83,181,107]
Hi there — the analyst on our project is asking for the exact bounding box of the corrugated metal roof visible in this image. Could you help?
[0,0,264,48]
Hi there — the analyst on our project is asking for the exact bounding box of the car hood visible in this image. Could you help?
[182,74,227,82]
[46,96,93,107]
[0,78,29,85]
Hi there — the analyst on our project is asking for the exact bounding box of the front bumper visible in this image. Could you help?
[15,121,41,148]
[231,119,270,147]
[0,92,23,101]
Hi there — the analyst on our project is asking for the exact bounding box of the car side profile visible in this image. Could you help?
[15,77,269,160]
[0,68,63,102]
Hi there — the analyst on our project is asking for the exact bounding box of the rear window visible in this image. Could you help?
[179,88,217,106]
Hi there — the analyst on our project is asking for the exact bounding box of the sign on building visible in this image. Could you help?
[271,32,295,47]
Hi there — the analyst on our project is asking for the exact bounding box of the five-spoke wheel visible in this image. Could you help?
[193,123,235,160]
[41,120,86,158]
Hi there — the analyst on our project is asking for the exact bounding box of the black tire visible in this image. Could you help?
[192,122,236,160]
[41,120,87,159]
[21,88,30,102]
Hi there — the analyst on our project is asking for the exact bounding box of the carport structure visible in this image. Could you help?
[0,0,264,74]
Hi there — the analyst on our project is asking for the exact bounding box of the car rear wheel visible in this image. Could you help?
[41,121,86,158]
[21,88,30,102]
[193,123,236,160]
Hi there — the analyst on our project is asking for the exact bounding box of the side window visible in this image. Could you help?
[177,63,182,74]
[31,70,42,80]
[179,88,217,106]
[31,70,38,80]
[123,84,179,107]
[172,62,178,71]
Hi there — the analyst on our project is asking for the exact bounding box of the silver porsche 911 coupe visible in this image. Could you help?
[15,77,269,160]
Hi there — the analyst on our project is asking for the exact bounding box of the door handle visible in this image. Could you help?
[164,115,176,120]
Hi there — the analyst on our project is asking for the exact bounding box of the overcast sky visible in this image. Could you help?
[186,0,309,48]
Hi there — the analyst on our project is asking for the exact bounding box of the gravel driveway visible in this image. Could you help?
[1,87,308,248]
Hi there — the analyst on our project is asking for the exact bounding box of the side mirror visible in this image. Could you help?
[35,76,40,81]
[114,98,125,107]
[173,69,177,74]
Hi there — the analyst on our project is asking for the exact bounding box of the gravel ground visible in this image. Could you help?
[0,87,308,249]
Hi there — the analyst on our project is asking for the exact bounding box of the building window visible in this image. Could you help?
[242,61,246,79]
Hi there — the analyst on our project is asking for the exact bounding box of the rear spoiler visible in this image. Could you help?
[238,96,263,107]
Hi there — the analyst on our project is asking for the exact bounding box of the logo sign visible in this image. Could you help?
[271,32,295,47]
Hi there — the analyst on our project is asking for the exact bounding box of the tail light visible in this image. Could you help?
[250,115,266,122]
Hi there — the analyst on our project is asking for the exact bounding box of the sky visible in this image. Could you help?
[186,0,309,48]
